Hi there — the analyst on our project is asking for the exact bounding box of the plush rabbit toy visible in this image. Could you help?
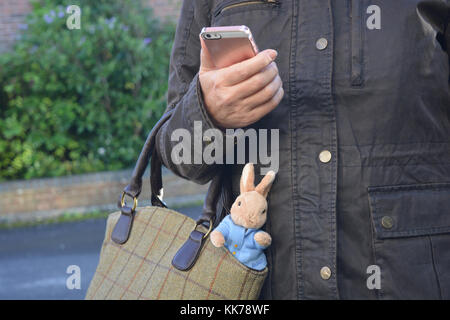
[210,163,276,271]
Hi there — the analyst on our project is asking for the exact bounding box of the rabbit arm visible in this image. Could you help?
[253,231,272,249]
[210,230,225,247]
[210,219,230,247]
[214,219,230,238]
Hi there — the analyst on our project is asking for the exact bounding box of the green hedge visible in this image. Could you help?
[0,0,175,181]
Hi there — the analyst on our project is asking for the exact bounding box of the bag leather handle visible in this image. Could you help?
[119,109,173,201]
[111,109,223,271]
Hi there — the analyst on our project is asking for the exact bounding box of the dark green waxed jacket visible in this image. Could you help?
[156,0,450,299]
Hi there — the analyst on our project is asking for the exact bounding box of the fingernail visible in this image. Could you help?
[268,49,278,61]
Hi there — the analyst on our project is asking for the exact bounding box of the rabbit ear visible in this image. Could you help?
[255,170,276,198]
[240,163,255,193]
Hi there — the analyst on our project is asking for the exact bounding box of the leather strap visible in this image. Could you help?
[172,230,205,271]
[150,147,166,208]
[122,110,174,200]
[111,109,224,272]
[199,170,223,223]
[171,172,224,271]
[111,111,174,244]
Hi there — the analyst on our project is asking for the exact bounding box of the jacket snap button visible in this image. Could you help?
[320,266,332,280]
[316,38,328,50]
[319,150,332,163]
[232,251,236,255]
[381,216,394,229]
[234,244,238,248]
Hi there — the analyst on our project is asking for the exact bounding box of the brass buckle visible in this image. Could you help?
[192,219,213,239]
[120,192,138,212]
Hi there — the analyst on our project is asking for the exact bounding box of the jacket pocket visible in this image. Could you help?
[349,0,365,86]
[210,0,289,89]
[214,0,280,18]
[368,182,450,299]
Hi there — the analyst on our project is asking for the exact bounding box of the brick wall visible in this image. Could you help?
[0,0,31,53]
[148,0,182,21]
[0,0,182,53]
[0,169,208,222]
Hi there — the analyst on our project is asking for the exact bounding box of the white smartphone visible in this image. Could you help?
[200,25,259,68]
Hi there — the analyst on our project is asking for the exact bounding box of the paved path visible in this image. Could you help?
[0,206,202,300]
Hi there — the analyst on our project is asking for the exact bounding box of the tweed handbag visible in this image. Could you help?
[85,110,268,300]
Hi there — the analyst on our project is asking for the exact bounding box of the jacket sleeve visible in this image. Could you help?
[417,0,450,81]
[155,0,224,184]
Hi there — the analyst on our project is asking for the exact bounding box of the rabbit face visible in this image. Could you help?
[228,163,276,230]
[230,191,268,229]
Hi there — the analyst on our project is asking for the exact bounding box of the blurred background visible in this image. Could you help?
[0,0,207,299]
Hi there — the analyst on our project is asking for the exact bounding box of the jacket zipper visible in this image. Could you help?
[215,0,280,17]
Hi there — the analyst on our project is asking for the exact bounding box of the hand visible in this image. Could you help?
[210,230,225,247]
[198,38,284,129]
[254,231,272,247]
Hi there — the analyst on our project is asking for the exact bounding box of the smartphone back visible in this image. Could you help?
[201,26,258,68]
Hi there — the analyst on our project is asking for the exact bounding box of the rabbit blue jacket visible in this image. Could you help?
[214,215,268,271]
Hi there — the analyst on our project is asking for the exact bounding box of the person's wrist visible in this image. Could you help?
[197,74,226,131]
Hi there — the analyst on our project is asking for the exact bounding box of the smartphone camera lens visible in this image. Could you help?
[205,33,211,39]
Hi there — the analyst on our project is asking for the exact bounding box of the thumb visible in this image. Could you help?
[199,36,216,72]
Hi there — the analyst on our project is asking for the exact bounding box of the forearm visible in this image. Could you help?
[156,74,222,184]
